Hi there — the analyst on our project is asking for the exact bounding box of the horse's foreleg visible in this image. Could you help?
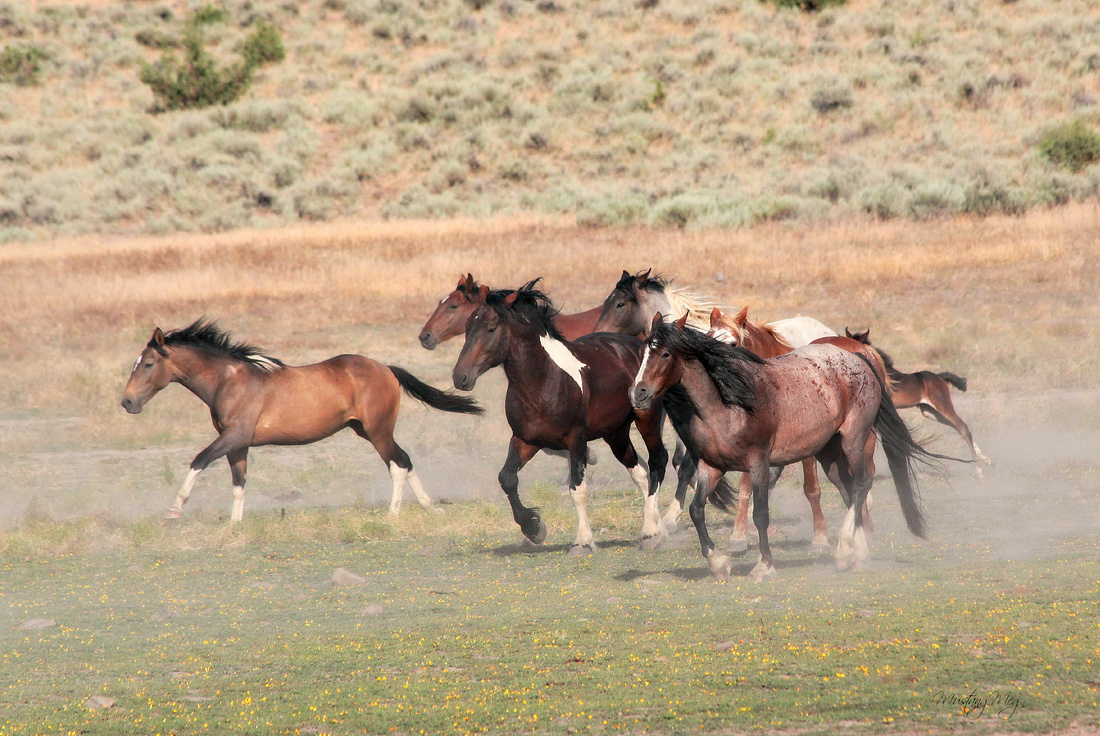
[727,472,753,554]
[688,463,730,581]
[664,443,694,530]
[498,437,543,545]
[566,433,598,555]
[227,448,248,523]
[167,430,248,521]
[632,409,670,549]
[800,458,829,554]
[749,461,777,582]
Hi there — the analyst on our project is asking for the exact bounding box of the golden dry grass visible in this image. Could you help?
[2,205,1097,413]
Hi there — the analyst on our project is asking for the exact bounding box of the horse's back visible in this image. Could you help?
[766,317,836,347]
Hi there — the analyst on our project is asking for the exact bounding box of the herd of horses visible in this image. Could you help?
[121,270,989,581]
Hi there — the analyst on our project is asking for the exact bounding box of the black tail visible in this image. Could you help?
[937,371,967,392]
[707,474,738,513]
[388,366,484,415]
[873,394,931,539]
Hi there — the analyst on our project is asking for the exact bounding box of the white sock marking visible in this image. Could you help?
[540,335,586,391]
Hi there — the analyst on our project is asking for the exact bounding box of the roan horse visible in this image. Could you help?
[631,313,936,582]
[708,307,886,553]
[419,273,602,349]
[451,282,683,553]
[594,269,836,528]
[121,320,483,521]
[846,328,993,477]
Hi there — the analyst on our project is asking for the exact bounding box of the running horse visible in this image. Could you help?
[121,320,483,521]
[419,273,602,349]
[452,282,700,553]
[631,313,938,581]
[846,328,993,477]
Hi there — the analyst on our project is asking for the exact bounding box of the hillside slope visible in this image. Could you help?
[1,0,1098,240]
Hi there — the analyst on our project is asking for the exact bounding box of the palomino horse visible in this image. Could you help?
[121,320,483,521]
[594,269,835,528]
[630,313,936,582]
[419,273,601,349]
[846,328,993,477]
[708,307,886,553]
[452,283,692,553]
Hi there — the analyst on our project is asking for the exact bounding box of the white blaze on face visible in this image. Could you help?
[709,327,736,345]
[539,335,586,391]
[132,353,145,373]
[632,344,652,393]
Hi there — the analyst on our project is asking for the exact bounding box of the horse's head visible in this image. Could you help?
[452,286,510,391]
[593,269,656,336]
[845,327,871,345]
[631,312,688,410]
[707,306,748,346]
[419,273,484,349]
[121,327,176,414]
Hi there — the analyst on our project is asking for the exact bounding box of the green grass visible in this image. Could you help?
[2,496,1097,735]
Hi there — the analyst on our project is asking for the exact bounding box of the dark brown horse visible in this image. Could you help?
[121,320,482,521]
[708,307,885,552]
[631,313,935,581]
[452,282,680,553]
[419,273,601,349]
[846,328,993,477]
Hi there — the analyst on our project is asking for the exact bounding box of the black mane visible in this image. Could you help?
[485,279,564,340]
[648,319,763,411]
[615,270,670,301]
[156,319,285,369]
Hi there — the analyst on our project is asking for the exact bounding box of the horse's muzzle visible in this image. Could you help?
[630,386,653,410]
[418,331,437,350]
[453,371,476,392]
[121,397,142,414]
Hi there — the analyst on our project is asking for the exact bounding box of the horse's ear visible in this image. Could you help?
[621,269,631,281]
[639,268,652,284]
[457,274,467,288]
[503,290,519,305]
[152,327,165,348]
[649,312,663,334]
[476,284,489,302]
[844,327,853,338]
[733,306,749,327]
[848,328,869,344]
[709,307,723,327]
[675,313,689,330]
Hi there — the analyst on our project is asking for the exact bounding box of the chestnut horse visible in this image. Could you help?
[419,273,601,349]
[846,328,993,477]
[452,282,693,553]
[631,314,936,581]
[707,307,886,552]
[121,320,483,521]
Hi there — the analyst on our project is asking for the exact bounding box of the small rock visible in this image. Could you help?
[19,618,56,630]
[85,695,115,710]
[715,640,736,650]
[360,604,384,616]
[331,567,366,586]
[856,609,876,618]
[605,596,620,604]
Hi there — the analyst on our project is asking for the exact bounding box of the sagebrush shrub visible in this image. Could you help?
[1039,119,1100,173]
[140,25,254,112]
[0,45,47,86]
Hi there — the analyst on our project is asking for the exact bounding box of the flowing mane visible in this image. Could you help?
[617,271,719,328]
[157,319,285,372]
[649,320,764,412]
[485,279,565,340]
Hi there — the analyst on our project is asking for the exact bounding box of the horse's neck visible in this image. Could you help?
[744,323,789,358]
[170,348,235,407]
[501,329,558,391]
[678,358,750,429]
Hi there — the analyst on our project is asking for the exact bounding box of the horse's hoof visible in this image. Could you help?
[164,509,181,521]
[661,518,679,534]
[749,562,777,582]
[707,553,731,581]
[810,539,831,557]
[638,534,664,552]
[727,537,749,555]
[569,543,596,556]
[836,552,855,571]
[521,520,547,547]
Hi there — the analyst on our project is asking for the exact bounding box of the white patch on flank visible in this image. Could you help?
[633,345,652,392]
[540,335,585,391]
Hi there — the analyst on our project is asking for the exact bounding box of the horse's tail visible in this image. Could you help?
[706,474,738,513]
[937,371,967,392]
[388,366,484,415]
[873,392,930,539]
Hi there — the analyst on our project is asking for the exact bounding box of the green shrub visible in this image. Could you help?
[1039,119,1100,173]
[140,25,254,112]
[761,0,845,11]
[240,20,285,67]
[0,45,48,86]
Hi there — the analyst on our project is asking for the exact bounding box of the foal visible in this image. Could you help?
[121,320,482,521]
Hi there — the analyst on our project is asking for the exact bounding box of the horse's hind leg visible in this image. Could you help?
[727,473,753,554]
[818,436,873,571]
[921,382,992,474]
[351,421,431,515]
[799,458,830,554]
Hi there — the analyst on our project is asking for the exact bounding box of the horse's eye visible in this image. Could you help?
[487,326,497,333]
[660,352,671,360]
[144,362,154,369]
[616,302,625,309]
[448,304,458,310]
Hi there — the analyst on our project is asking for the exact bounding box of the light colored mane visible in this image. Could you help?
[662,283,721,330]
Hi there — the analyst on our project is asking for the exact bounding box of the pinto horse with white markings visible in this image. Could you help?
[631,313,936,581]
[121,320,482,521]
[419,273,602,349]
[452,282,688,553]
[846,328,993,477]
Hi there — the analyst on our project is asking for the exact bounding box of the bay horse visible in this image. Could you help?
[419,273,601,349]
[631,313,937,582]
[121,320,483,521]
[707,307,886,553]
[452,282,694,553]
[846,328,993,477]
